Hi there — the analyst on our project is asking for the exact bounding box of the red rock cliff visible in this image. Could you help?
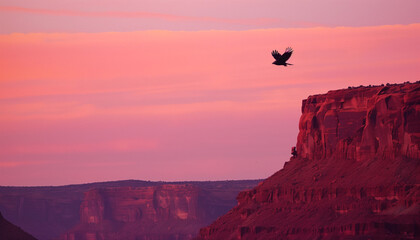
[298,84,419,163]
[0,180,259,240]
[62,182,261,240]
[63,185,203,240]
[79,185,200,225]
[198,82,420,240]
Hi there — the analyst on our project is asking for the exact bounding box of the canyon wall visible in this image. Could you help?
[0,181,157,240]
[198,82,420,240]
[0,180,259,240]
[63,184,231,240]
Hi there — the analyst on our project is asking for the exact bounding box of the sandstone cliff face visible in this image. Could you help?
[63,184,251,240]
[0,181,158,240]
[0,180,259,240]
[298,84,419,163]
[198,82,420,240]
[79,185,201,224]
[64,185,201,240]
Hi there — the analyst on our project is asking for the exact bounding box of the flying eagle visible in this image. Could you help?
[271,47,293,66]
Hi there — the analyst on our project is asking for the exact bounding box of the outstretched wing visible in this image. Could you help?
[280,47,293,62]
[271,50,282,61]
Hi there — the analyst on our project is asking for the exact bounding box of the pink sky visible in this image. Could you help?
[1,0,420,32]
[0,1,419,186]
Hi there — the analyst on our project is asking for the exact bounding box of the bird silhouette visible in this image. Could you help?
[271,47,293,66]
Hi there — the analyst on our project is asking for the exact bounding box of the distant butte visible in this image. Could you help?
[62,184,231,240]
[0,180,260,240]
[198,82,420,240]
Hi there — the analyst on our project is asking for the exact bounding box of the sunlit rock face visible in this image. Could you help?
[198,82,420,240]
[297,83,419,163]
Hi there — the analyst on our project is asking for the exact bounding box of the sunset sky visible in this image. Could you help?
[1,0,419,186]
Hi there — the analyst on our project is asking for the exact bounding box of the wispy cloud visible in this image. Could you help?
[0,160,50,168]
[1,0,419,33]
[0,139,158,155]
[0,5,290,27]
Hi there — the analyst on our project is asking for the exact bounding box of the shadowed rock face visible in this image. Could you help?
[78,185,200,225]
[63,183,269,240]
[0,180,260,240]
[0,181,159,240]
[198,82,420,240]
[0,211,37,240]
[63,185,208,240]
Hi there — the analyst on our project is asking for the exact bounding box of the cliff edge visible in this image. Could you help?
[198,82,420,240]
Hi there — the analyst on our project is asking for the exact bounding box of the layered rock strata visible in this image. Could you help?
[62,184,253,240]
[198,82,420,240]
[0,180,259,240]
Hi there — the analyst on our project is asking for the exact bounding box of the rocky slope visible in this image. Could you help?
[0,180,259,240]
[198,82,420,240]
[0,211,37,240]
